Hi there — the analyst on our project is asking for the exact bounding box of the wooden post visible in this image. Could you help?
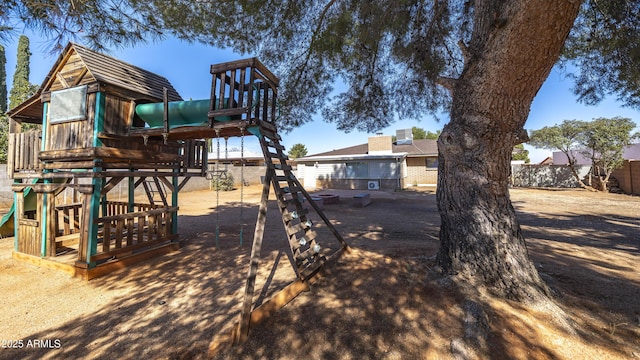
[44,187,57,257]
[37,192,45,257]
[83,176,102,268]
[14,188,24,252]
[77,193,90,264]
[94,92,105,147]
[7,133,15,178]
[238,168,273,341]
[128,171,135,213]
[73,178,79,203]
[76,185,97,266]
[172,169,178,237]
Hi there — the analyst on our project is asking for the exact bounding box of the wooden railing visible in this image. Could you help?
[90,206,178,263]
[55,202,82,236]
[8,131,42,178]
[209,58,279,125]
[101,201,164,217]
[182,139,208,174]
[55,201,163,237]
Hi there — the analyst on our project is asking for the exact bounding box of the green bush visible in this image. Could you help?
[211,172,234,191]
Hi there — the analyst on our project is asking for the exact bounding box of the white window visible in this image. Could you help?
[369,160,397,178]
[345,162,368,178]
[49,85,88,123]
[426,157,438,169]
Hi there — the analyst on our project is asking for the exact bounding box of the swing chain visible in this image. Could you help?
[239,126,245,245]
[214,129,221,248]
[214,129,221,173]
[224,136,229,172]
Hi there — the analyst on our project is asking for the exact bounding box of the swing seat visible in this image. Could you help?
[211,170,228,179]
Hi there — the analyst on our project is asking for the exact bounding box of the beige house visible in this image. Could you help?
[295,130,438,190]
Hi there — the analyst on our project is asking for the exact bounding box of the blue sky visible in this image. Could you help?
[4,33,639,163]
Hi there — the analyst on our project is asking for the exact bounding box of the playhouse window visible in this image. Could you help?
[49,85,88,123]
[24,210,36,220]
[425,157,438,169]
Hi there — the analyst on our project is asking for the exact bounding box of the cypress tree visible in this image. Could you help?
[0,44,6,113]
[9,35,33,110]
[0,44,6,162]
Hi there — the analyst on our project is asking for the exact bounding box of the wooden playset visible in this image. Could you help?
[5,43,349,343]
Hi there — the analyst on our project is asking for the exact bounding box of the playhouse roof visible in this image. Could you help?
[68,43,182,101]
[8,42,182,123]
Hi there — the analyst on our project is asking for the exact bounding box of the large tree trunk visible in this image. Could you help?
[436,0,582,301]
[565,155,592,190]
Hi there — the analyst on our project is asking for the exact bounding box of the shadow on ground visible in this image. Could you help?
[1,188,639,359]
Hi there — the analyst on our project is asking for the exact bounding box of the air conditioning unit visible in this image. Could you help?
[367,180,380,190]
[396,128,413,145]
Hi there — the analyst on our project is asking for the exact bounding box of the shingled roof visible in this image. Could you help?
[69,43,181,101]
[308,138,438,158]
[8,42,181,122]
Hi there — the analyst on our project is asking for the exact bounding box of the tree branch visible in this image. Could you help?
[292,0,337,90]
[436,76,457,91]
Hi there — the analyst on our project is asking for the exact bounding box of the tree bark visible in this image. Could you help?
[436,0,582,301]
[565,155,592,190]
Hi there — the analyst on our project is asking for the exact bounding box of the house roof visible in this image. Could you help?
[297,153,408,162]
[552,143,640,165]
[538,156,553,165]
[311,144,369,157]
[305,138,438,159]
[8,42,181,123]
[393,139,438,156]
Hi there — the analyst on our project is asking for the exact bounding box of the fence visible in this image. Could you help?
[511,164,591,188]
[611,160,640,195]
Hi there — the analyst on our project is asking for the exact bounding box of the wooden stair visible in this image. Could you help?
[202,57,350,348]
[256,121,349,280]
[233,119,350,344]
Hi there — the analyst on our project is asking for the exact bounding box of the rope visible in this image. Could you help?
[239,127,245,246]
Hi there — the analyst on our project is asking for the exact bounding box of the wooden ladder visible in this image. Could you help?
[261,121,349,278]
[236,120,349,342]
[143,177,167,206]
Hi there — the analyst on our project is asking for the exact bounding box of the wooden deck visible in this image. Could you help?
[12,201,180,279]
[14,217,180,280]
[12,241,179,280]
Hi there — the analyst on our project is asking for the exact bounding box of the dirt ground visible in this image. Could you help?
[0,185,639,359]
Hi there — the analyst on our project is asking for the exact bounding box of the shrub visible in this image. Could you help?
[211,172,234,191]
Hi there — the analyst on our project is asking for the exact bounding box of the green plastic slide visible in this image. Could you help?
[134,99,261,136]
[0,178,71,237]
[0,180,38,237]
